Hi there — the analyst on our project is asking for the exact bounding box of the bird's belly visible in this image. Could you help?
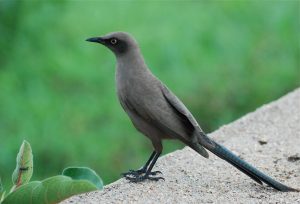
[126,108,174,140]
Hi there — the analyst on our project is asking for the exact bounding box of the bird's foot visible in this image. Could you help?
[121,169,162,177]
[124,173,165,183]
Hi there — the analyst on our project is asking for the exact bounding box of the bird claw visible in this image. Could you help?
[122,169,164,182]
[121,169,162,177]
[124,174,165,183]
[148,170,162,175]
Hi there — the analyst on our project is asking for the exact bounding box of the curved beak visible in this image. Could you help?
[86,37,105,44]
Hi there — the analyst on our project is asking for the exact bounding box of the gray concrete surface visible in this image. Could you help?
[62,88,300,204]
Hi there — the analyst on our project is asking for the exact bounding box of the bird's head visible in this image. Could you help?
[86,32,139,56]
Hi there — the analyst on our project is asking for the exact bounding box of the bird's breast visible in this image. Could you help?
[116,70,162,115]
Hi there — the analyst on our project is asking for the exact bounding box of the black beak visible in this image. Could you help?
[86,37,105,44]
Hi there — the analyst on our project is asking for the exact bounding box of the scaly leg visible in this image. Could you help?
[122,151,162,177]
[124,151,164,182]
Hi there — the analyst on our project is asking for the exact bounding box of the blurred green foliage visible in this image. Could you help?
[0,0,299,188]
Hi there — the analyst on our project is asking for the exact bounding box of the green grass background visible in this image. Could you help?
[0,0,299,188]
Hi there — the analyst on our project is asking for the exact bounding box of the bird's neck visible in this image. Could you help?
[115,49,154,92]
[116,49,149,76]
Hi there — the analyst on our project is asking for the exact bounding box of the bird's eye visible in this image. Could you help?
[110,38,117,45]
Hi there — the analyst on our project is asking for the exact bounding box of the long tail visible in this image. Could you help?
[204,140,299,192]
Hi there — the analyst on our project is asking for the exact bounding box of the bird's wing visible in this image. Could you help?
[160,84,200,129]
[159,84,214,157]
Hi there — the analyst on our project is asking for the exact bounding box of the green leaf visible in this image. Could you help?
[0,178,5,203]
[2,175,97,204]
[62,167,103,189]
[0,191,6,204]
[12,140,33,189]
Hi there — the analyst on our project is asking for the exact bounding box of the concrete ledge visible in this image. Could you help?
[62,88,300,204]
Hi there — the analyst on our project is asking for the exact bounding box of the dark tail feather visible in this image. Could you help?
[205,141,299,192]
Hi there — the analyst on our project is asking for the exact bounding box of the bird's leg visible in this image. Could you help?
[125,152,165,182]
[122,151,161,177]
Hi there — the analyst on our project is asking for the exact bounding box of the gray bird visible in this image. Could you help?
[86,32,298,192]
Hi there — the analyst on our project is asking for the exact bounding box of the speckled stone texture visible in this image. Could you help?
[62,88,300,204]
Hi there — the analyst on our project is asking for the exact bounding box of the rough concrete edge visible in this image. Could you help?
[61,87,300,203]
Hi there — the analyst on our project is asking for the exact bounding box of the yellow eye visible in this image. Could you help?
[110,38,117,45]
